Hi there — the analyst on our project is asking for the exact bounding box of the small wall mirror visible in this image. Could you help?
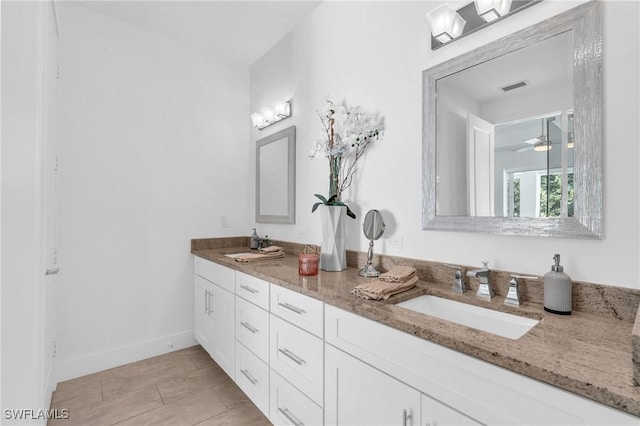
[256,126,296,224]
[422,2,602,238]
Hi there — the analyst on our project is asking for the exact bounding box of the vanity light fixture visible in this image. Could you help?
[474,0,513,22]
[251,100,291,130]
[428,0,541,50]
[427,4,466,44]
[534,140,551,152]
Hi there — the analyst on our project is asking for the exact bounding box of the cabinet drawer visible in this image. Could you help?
[235,341,269,417]
[270,284,323,337]
[236,271,270,310]
[270,315,323,405]
[194,257,235,293]
[270,370,323,426]
[236,296,269,362]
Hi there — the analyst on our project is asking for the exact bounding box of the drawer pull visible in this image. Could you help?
[204,289,209,314]
[278,407,304,426]
[240,321,258,334]
[403,409,412,426]
[278,302,306,315]
[278,348,306,365]
[240,284,259,294]
[45,267,60,275]
[240,369,258,385]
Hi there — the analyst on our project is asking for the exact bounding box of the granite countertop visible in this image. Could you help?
[192,246,640,417]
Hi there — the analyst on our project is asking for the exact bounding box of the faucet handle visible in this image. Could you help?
[504,275,539,307]
[481,260,489,270]
[442,264,466,293]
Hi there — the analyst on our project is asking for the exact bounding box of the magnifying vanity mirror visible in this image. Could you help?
[422,2,602,238]
[359,210,386,277]
[256,126,296,224]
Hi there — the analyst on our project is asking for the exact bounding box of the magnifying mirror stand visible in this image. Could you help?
[358,240,380,277]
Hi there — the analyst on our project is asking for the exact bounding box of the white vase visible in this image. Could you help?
[320,205,347,271]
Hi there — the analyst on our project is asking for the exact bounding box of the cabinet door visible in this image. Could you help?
[325,344,421,426]
[210,282,236,379]
[194,275,215,354]
[421,394,481,426]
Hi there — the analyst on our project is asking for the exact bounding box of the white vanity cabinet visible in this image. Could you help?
[194,275,215,353]
[325,344,421,426]
[234,272,271,417]
[325,304,637,426]
[269,284,324,424]
[193,257,235,379]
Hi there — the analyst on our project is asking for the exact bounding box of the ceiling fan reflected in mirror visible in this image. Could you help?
[514,117,554,153]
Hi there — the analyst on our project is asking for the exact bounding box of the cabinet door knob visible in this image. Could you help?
[45,268,60,275]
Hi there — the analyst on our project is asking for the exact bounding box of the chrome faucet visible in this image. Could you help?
[467,261,494,301]
[442,264,466,293]
[504,275,538,307]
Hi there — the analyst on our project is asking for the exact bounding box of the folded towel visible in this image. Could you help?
[234,251,285,263]
[259,245,283,254]
[351,275,418,300]
[379,265,417,283]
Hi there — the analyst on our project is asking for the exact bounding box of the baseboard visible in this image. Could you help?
[56,330,197,382]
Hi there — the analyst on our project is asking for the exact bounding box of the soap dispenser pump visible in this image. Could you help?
[543,254,572,315]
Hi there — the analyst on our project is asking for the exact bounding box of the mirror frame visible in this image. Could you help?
[422,1,602,239]
[256,125,296,224]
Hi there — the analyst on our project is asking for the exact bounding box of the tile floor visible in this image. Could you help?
[48,345,271,426]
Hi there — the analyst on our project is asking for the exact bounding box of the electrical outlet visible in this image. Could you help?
[220,216,229,228]
[387,236,403,249]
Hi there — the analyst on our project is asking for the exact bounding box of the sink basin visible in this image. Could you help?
[396,295,539,340]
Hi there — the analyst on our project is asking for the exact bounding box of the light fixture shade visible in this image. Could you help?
[427,4,466,44]
[474,0,513,22]
[250,112,264,128]
[261,107,275,124]
[534,140,551,152]
[273,100,290,117]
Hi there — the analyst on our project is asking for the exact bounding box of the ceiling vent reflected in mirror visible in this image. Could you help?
[500,80,529,92]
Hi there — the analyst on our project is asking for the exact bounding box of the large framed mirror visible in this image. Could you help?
[422,1,602,239]
[256,125,296,224]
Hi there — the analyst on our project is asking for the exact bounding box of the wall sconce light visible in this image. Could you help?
[251,100,291,130]
[428,0,541,50]
[474,0,513,22]
[427,4,466,44]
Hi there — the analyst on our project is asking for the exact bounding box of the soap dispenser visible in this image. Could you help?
[543,254,572,315]
[250,228,260,250]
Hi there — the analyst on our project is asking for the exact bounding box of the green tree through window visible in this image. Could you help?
[540,173,574,217]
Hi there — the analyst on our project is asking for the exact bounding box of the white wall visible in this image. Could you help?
[56,3,250,380]
[250,0,640,289]
[1,0,48,420]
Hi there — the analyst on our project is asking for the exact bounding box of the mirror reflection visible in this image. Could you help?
[435,30,574,219]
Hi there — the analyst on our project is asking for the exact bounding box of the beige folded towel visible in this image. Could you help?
[234,250,285,263]
[379,265,417,283]
[351,275,418,300]
[259,245,283,254]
